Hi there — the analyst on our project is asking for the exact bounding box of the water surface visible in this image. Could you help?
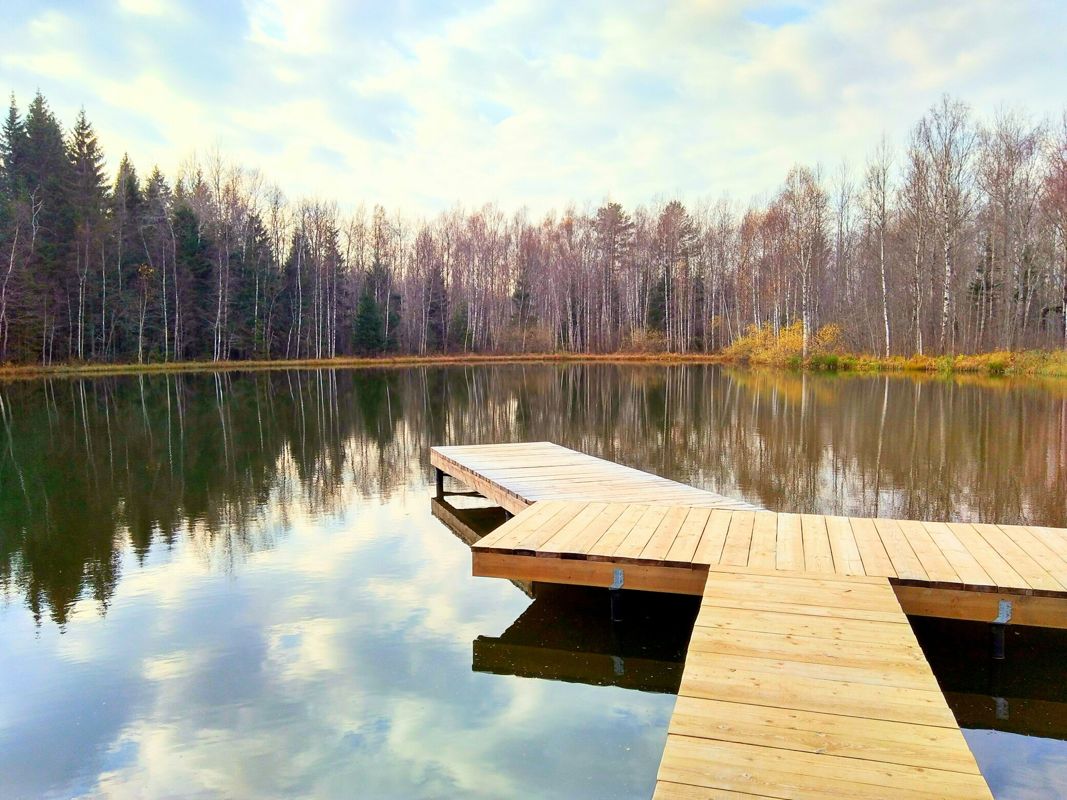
[1,365,1065,798]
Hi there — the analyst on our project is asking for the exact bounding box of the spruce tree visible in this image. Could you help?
[67,109,107,224]
[353,290,385,354]
[0,94,27,199]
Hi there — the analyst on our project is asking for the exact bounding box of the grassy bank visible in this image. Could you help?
[805,349,1067,377]
[0,351,736,381]
[722,321,1067,377]
[0,344,1064,381]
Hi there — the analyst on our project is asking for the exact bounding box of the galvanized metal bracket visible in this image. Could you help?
[993,599,1013,625]
[610,568,624,590]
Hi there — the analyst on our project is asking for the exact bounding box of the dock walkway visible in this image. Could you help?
[657,568,990,799]
[430,442,758,515]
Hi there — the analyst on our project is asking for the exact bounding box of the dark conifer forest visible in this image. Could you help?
[2,91,1066,365]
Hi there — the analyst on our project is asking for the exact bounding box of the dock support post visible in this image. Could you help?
[991,624,1006,660]
[610,568,624,622]
[435,468,444,499]
[991,599,1012,660]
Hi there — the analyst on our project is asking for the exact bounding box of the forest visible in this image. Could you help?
[1,91,1066,366]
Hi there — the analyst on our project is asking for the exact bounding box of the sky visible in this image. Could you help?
[1,0,1065,215]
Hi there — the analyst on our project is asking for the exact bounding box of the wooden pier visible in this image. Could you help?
[431,442,1067,799]
[430,442,758,515]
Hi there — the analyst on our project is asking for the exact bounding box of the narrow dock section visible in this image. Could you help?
[431,442,757,515]
[655,568,992,799]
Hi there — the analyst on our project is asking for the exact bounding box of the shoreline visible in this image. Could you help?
[0,348,1065,381]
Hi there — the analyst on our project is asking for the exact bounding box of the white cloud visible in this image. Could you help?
[1,0,1065,214]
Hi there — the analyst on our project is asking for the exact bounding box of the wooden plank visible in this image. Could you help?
[945,522,1028,590]
[997,524,1067,587]
[720,511,755,567]
[747,512,779,569]
[472,550,708,595]
[800,514,834,573]
[515,501,602,551]
[824,516,865,576]
[693,607,918,646]
[896,520,960,585]
[542,502,628,555]
[872,519,928,581]
[970,523,1064,592]
[642,505,699,563]
[615,505,671,560]
[473,500,565,550]
[667,695,981,774]
[659,571,990,800]
[893,585,1067,629]
[775,513,804,572]
[686,627,928,668]
[666,507,713,565]
[849,517,896,578]
[657,735,991,800]
[584,504,653,559]
[693,510,733,566]
[921,522,993,587]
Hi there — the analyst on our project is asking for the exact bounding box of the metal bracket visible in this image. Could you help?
[993,599,1013,625]
[610,568,624,590]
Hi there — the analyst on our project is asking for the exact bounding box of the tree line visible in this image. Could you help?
[2,91,1066,365]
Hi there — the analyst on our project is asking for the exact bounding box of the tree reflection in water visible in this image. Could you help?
[1,364,1065,625]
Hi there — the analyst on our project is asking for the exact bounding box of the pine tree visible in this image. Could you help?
[353,289,384,354]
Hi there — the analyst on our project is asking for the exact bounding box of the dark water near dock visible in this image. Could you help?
[1,364,1065,798]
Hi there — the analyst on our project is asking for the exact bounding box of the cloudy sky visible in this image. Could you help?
[2,0,1064,214]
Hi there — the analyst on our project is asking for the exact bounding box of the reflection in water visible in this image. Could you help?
[473,585,698,695]
[0,365,1065,798]
[2,365,1065,627]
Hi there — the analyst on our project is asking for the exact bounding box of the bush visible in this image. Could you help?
[723,320,841,366]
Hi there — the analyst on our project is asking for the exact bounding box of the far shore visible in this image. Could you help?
[1,348,1066,381]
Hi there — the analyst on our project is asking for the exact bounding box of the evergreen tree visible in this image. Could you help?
[22,92,74,359]
[172,203,214,358]
[353,289,384,354]
[425,261,448,352]
[67,109,108,358]
[0,94,27,199]
[67,109,107,222]
[105,154,142,355]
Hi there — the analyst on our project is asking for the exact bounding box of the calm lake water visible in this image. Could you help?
[1,364,1065,799]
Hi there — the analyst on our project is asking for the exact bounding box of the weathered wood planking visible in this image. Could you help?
[471,499,1067,626]
[430,442,758,515]
[654,569,992,799]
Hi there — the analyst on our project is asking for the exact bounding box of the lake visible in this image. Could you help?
[1,364,1065,798]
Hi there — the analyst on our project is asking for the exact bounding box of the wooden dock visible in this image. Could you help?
[431,442,758,515]
[431,441,1067,798]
